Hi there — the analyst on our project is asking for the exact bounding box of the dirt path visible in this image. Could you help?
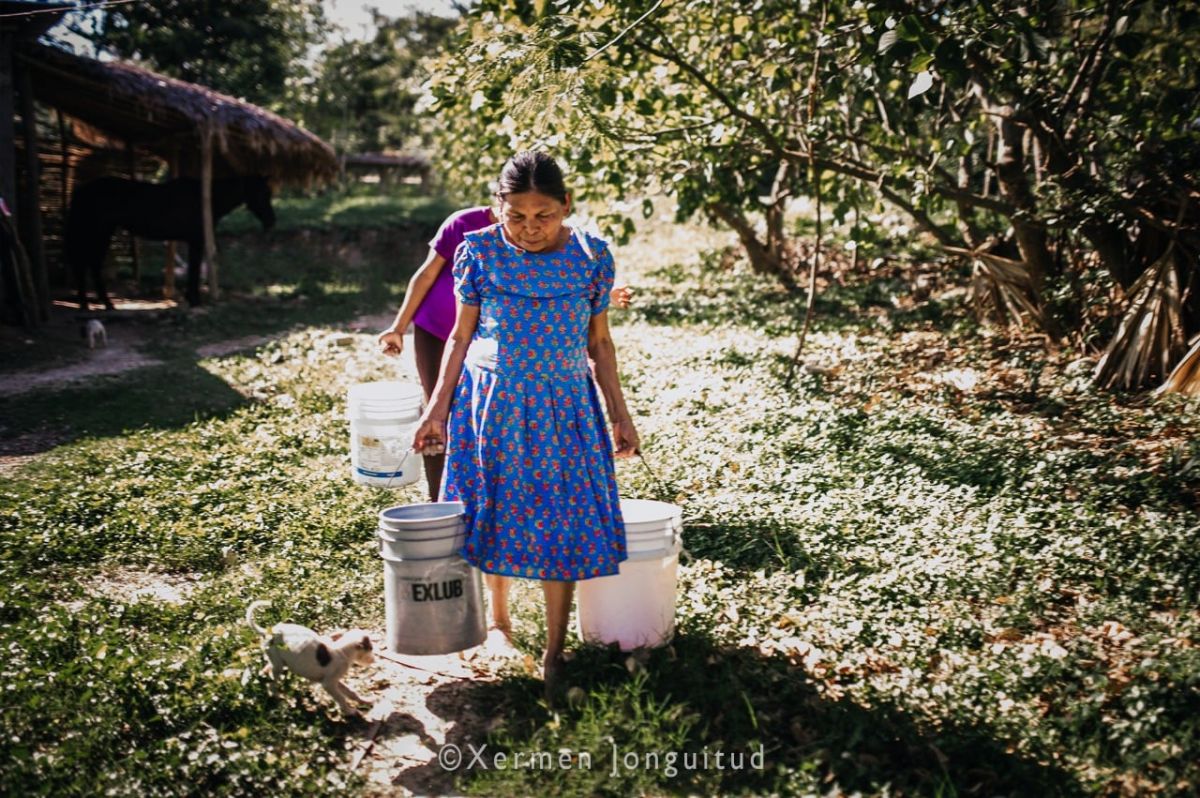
[2,311,396,400]
[0,318,163,399]
[0,311,403,477]
[73,563,527,796]
[351,639,532,796]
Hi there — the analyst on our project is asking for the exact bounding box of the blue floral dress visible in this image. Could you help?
[442,224,627,581]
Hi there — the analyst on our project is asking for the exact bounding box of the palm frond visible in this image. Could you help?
[946,245,1043,329]
[1093,248,1186,391]
[1154,333,1200,396]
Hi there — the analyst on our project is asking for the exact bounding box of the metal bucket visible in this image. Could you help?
[381,552,487,655]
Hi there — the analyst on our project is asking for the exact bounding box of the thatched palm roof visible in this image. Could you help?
[19,42,337,186]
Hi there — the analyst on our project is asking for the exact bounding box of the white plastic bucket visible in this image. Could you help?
[377,502,466,558]
[626,530,678,554]
[381,553,487,655]
[577,539,682,651]
[620,499,683,556]
[347,381,424,488]
[576,499,684,651]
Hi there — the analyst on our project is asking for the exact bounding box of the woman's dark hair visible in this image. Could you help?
[496,151,568,203]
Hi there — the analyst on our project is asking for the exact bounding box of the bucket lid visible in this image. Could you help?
[349,381,424,404]
[379,502,464,528]
[619,499,683,525]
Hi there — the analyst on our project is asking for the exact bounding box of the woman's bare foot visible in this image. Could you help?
[484,625,520,657]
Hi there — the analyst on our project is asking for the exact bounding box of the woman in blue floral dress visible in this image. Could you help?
[411,152,639,695]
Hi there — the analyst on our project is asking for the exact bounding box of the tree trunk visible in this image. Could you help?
[164,147,178,301]
[16,61,48,321]
[991,110,1054,294]
[708,201,797,290]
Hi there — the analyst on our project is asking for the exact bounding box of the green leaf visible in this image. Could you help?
[909,53,935,73]
[898,15,924,42]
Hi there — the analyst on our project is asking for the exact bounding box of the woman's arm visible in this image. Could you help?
[378,249,448,356]
[588,310,640,457]
[410,301,480,452]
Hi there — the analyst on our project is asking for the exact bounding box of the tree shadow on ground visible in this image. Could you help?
[387,631,1084,797]
[0,362,251,457]
[683,516,827,582]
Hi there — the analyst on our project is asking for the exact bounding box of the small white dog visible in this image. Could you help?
[245,600,375,718]
[85,319,107,349]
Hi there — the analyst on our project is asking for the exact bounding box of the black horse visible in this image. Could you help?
[64,175,276,309]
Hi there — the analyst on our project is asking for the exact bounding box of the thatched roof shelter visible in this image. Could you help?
[18,42,337,187]
[2,39,339,320]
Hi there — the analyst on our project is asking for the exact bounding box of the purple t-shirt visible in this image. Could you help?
[413,207,494,340]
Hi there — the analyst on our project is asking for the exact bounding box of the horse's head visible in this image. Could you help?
[244,176,276,231]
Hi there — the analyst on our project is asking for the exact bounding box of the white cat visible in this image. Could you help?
[245,601,375,718]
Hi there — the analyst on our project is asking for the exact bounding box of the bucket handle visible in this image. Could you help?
[378,541,466,563]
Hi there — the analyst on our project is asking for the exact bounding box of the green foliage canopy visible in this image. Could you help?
[67,0,328,112]
[423,0,1200,387]
[295,11,459,155]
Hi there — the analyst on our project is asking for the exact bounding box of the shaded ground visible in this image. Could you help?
[0,299,170,390]
[0,310,398,474]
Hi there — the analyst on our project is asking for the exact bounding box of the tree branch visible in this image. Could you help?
[632,28,791,159]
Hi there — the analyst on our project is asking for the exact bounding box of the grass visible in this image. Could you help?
[1,214,1199,795]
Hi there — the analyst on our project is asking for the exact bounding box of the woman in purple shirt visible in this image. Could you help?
[378,207,497,501]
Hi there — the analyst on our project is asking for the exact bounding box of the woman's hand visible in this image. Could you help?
[377,327,404,357]
[612,419,640,458]
[411,413,447,455]
[610,284,634,309]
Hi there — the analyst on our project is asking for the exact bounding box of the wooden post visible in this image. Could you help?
[0,31,16,217]
[16,59,48,320]
[163,147,177,300]
[57,109,69,287]
[126,140,140,282]
[200,122,219,301]
[0,30,17,319]
[57,109,68,211]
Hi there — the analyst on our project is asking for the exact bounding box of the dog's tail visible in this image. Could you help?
[245,600,271,636]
